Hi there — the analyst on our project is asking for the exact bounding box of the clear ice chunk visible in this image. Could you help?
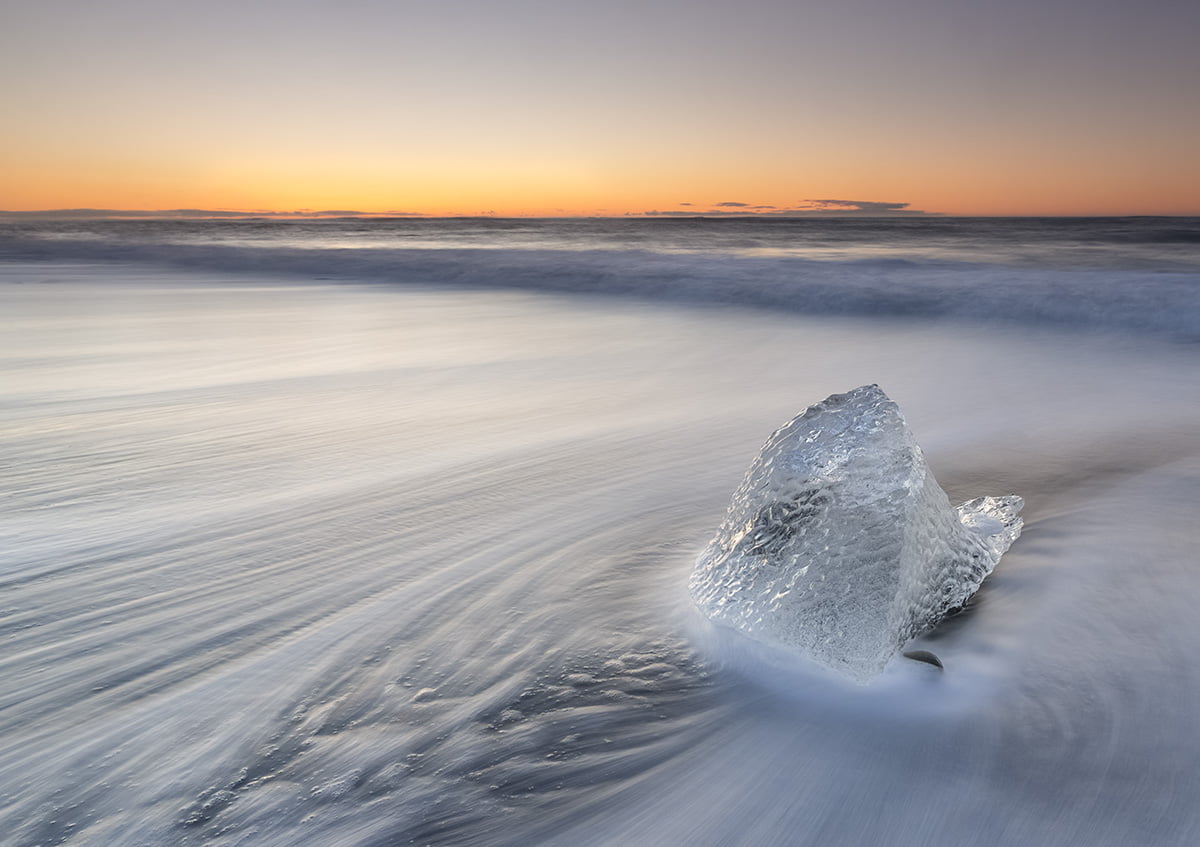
[689,385,1022,682]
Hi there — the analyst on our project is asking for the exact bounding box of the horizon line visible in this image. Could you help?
[2,208,1197,221]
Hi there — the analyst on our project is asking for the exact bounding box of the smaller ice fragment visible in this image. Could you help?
[689,385,1022,681]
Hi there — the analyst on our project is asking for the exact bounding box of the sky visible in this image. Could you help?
[2,0,1198,217]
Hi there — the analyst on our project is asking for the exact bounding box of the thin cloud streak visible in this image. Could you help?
[0,209,428,220]
[3,202,937,220]
[633,199,936,217]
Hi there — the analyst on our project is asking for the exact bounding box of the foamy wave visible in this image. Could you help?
[3,235,1199,338]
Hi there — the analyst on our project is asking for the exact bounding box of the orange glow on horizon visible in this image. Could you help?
[3,128,1198,218]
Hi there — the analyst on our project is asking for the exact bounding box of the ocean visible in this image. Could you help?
[2,216,1198,845]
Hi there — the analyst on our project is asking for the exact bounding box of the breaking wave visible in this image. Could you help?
[2,233,1198,339]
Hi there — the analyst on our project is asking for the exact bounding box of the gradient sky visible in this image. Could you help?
[3,0,1198,216]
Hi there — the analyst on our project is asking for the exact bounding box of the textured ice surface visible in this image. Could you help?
[690,385,1022,681]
